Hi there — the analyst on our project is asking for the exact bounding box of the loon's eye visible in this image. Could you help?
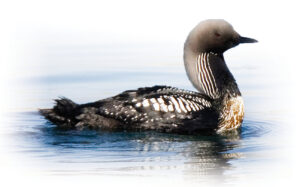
[215,32,221,37]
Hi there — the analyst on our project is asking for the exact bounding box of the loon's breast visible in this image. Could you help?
[217,96,244,132]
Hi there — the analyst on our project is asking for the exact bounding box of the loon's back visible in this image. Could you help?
[40,86,219,133]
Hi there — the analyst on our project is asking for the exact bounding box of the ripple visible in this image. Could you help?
[241,118,272,138]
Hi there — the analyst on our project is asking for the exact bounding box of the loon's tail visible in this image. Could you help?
[39,97,78,128]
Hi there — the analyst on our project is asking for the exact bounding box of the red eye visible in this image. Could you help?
[215,33,221,37]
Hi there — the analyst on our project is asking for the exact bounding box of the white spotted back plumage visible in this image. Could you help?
[98,86,213,125]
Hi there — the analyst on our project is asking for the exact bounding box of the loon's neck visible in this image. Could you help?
[184,49,241,100]
[184,50,244,131]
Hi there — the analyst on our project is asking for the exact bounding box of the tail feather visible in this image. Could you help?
[53,97,77,116]
[39,97,78,128]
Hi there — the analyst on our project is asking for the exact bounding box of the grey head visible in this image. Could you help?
[184,19,257,54]
[184,19,257,98]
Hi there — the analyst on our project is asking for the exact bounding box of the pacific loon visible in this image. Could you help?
[40,19,257,134]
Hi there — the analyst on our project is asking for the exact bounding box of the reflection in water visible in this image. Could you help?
[5,111,271,180]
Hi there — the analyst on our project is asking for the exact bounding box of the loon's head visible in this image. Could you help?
[184,19,257,54]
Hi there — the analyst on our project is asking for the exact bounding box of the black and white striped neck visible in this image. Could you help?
[195,52,220,99]
[184,51,241,100]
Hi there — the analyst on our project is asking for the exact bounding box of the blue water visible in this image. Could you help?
[1,44,288,183]
[6,110,272,177]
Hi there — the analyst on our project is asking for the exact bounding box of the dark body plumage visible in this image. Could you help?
[40,19,257,134]
[40,86,219,133]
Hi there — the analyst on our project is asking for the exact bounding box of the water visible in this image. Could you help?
[0,42,292,185]
[4,111,274,180]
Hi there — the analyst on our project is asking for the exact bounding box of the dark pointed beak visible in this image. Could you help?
[239,36,258,44]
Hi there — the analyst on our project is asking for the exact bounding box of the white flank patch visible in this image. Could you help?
[177,98,187,113]
[160,104,169,112]
[150,98,157,103]
[180,97,191,112]
[192,103,199,110]
[168,105,174,112]
[170,96,181,113]
[157,97,164,104]
[153,103,160,111]
[142,99,150,107]
[197,103,204,110]
[185,104,191,112]
[185,99,196,111]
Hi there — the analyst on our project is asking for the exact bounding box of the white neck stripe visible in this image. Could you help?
[196,53,219,99]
